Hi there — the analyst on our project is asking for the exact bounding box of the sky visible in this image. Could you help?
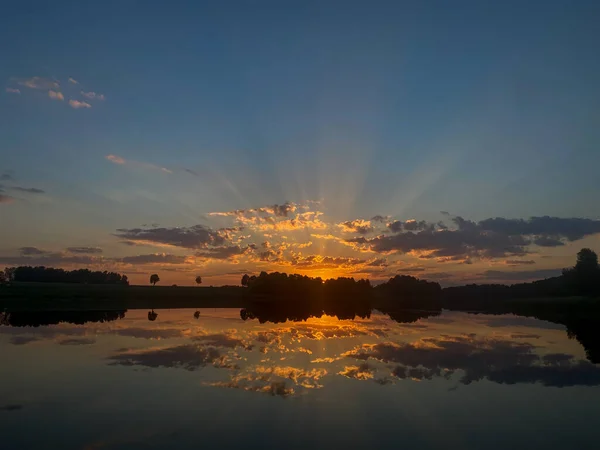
[1,0,600,286]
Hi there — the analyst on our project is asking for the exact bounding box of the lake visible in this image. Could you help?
[1,308,600,449]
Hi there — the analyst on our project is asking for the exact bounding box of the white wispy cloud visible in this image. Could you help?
[105,154,172,174]
[81,91,105,101]
[68,77,79,84]
[15,76,59,90]
[69,99,91,109]
[5,88,20,94]
[48,90,64,101]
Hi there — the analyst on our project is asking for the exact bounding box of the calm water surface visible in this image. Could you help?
[1,308,600,449]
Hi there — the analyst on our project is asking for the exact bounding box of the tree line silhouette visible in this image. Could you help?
[0,310,127,327]
[1,266,129,285]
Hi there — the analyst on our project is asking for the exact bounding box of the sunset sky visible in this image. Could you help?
[1,1,599,286]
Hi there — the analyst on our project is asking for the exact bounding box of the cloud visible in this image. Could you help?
[48,90,64,101]
[10,186,45,194]
[106,154,125,165]
[195,245,250,260]
[107,345,224,371]
[371,215,389,223]
[343,334,600,387]
[338,363,375,380]
[15,76,59,90]
[81,91,105,101]
[476,216,600,241]
[337,219,374,234]
[105,154,172,174]
[5,88,20,94]
[0,171,14,181]
[533,236,564,247]
[210,202,298,218]
[505,260,536,266]
[68,77,79,84]
[0,252,103,267]
[66,247,103,254]
[69,99,91,109]
[192,332,251,349]
[10,336,41,345]
[118,253,188,264]
[356,215,600,261]
[114,224,229,249]
[58,338,96,346]
[19,247,51,256]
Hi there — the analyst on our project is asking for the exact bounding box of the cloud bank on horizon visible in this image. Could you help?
[1,193,598,285]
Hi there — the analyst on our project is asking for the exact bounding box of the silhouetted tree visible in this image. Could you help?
[150,274,160,286]
[195,275,202,286]
[194,311,200,319]
[562,248,600,296]
[148,309,158,321]
[241,274,250,286]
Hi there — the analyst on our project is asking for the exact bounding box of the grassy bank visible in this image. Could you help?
[0,283,248,311]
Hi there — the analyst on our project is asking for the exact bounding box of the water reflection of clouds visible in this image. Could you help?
[205,365,328,397]
[2,309,598,398]
[108,344,241,371]
[342,334,600,387]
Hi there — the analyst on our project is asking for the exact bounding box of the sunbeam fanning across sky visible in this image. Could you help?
[1,1,599,286]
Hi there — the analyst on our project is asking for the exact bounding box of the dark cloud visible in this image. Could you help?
[0,253,101,266]
[107,345,225,371]
[505,260,536,265]
[183,168,199,176]
[114,224,228,249]
[480,269,562,282]
[195,245,249,260]
[271,202,295,217]
[19,247,51,256]
[371,215,389,223]
[477,216,600,242]
[387,221,403,233]
[357,214,600,260]
[10,186,45,194]
[510,333,541,339]
[66,247,103,254]
[366,258,388,267]
[192,333,250,349]
[343,335,600,387]
[338,220,374,234]
[397,267,426,273]
[387,220,434,233]
[58,338,96,345]
[533,236,565,247]
[9,336,41,345]
[0,170,15,181]
[118,254,187,264]
[403,220,433,231]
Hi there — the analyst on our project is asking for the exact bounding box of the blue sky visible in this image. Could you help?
[1,1,599,285]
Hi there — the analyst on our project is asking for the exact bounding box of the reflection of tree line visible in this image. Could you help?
[0,310,127,327]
